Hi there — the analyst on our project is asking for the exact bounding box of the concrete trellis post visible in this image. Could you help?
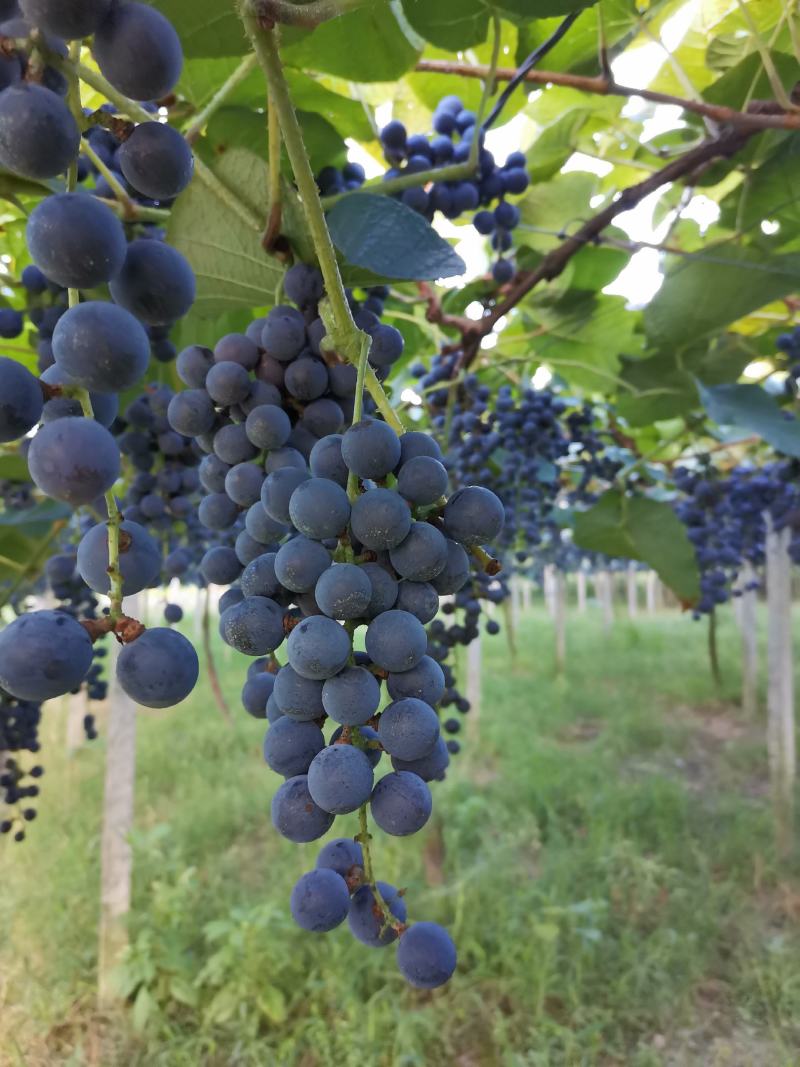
[543,564,556,618]
[645,571,659,614]
[576,569,587,613]
[738,560,758,719]
[65,689,89,755]
[193,584,204,641]
[509,575,520,631]
[765,519,795,856]
[466,633,482,744]
[97,598,138,1005]
[553,569,567,673]
[597,570,614,631]
[626,563,638,619]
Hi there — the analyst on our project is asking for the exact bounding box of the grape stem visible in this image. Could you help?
[263,95,283,250]
[183,53,259,145]
[239,8,403,434]
[60,58,127,619]
[72,385,125,620]
[356,801,403,936]
[346,332,372,501]
[95,198,171,224]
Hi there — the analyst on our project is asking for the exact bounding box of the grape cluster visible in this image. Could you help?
[172,268,505,984]
[0,3,199,740]
[317,95,529,282]
[0,0,193,368]
[674,461,800,616]
[418,364,620,562]
[0,689,42,843]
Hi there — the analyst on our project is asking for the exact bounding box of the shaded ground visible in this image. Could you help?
[1,601,799,1066]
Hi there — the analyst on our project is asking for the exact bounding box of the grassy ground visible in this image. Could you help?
[1,600,800,1066]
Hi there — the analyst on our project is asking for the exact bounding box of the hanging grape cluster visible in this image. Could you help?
[167,255,506,987]
[317,94,529,281]
[0,1,200,838]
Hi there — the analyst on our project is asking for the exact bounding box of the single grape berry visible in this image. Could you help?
[240,671,275,718]
[316,837,363,880]
[443,485,504,546]
[349,487,411,551]
[92,1,183,101]
[275,536,332,594]
[370,770,432,836]
[389,521,449,582]
[396,922,457,988]
[19,0,111,37]
[109,239,195,326]
[116,627,199,709]
[321,666,380,726]
[0,609,93,702]
[28,417,120,505]
[117,121,194,200]
[52,301,150,393]
[377,697,440,761]
[0,84,80,179]
[0,357,43,443]
[261,305,306,362]
[263,717,325,778]
[314,563,372,620]
[341,418,401,480]
[289,477,351,541]
[271,775,334,843]
[77,519,161,596]
[348,881,407,947]
[307,743,374,815]
[26,193,127,289]
[391,736,450,782]
[273,665,324,721]
[287,615,352,680]
[365,609,427,673]
[386,655,446,706]
[290,869,350,932]
[219,596,285,656]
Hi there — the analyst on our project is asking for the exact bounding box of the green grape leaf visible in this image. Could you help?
[327,193,465,280]
[574,489,700,603]
[282,5,420,81]
[0,455,30,481]
[644,248,800,350]
[0,499,71,534]
[401,0,489,50]
[149,1,247,58]
[167,149,284,316]
[697,381,800,459]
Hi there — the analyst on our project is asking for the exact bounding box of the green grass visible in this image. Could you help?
[2,602,800,1066]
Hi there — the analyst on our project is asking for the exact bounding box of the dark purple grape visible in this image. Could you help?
[93,1,183,101]
[118,120,194,200]
[116,627,198,709]
[26,193,126,289]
